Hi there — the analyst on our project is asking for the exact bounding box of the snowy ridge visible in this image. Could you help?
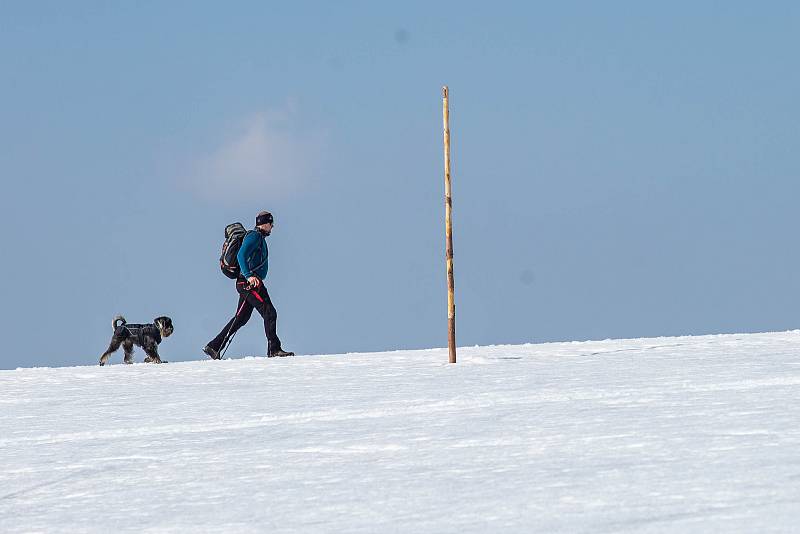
[2,331,800,532]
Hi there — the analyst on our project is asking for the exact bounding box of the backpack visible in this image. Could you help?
[219,222,248,279]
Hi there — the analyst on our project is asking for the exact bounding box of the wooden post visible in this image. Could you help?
[442,86,456,364]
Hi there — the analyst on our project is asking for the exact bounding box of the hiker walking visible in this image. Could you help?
[204,211,294,359]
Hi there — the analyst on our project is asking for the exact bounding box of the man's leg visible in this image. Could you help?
[247,284,283,355]
[206,291,254,353]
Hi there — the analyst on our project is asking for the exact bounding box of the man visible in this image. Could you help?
[204,211,294,359]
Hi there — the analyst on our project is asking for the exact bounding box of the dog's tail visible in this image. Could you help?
[113,315,127,330]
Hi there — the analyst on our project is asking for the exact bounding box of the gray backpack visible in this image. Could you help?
[219,223,248,279]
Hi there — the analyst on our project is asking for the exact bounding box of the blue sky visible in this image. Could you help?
[1,2,799,368]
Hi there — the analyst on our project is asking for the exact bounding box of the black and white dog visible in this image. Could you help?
[99,315,174,366]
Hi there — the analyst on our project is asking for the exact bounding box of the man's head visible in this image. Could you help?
[256,211,274,236]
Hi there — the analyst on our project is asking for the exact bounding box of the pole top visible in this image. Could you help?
[442,86,448,98]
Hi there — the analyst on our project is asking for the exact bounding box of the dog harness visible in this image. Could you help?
[116,323,162,345]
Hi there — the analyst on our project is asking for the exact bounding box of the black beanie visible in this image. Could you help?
[256,211,273,226]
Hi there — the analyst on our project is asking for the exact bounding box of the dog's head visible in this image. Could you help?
[154,316,174,338]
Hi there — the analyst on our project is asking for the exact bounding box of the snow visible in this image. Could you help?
[2,331,800,532]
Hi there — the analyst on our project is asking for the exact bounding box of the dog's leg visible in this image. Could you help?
[99,337,123,366]
[123,340,134,364]
[142,341,163,364]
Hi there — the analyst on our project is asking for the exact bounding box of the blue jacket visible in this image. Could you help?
[237,230,269,280]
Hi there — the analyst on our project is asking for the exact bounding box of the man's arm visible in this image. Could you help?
[237,232,260,280]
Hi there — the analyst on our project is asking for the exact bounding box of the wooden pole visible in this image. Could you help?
[442,86,456,364]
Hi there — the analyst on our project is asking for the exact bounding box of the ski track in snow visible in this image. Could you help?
[2,331,800,533]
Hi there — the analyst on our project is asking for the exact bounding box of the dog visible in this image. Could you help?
[99,315,174,366]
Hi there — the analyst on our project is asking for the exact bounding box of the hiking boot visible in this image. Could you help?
[268,349,295,358]
[203,345,221,360]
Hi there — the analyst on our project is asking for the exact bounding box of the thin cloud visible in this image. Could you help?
[187,106,325,203]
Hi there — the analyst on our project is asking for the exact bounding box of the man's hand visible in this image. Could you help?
[247,276,261,288]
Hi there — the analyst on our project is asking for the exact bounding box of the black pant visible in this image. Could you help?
[208,279,282,354]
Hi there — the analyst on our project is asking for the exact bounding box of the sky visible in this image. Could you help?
[1,1,799,369]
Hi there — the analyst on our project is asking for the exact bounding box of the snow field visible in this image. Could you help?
[2,331,800,532]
